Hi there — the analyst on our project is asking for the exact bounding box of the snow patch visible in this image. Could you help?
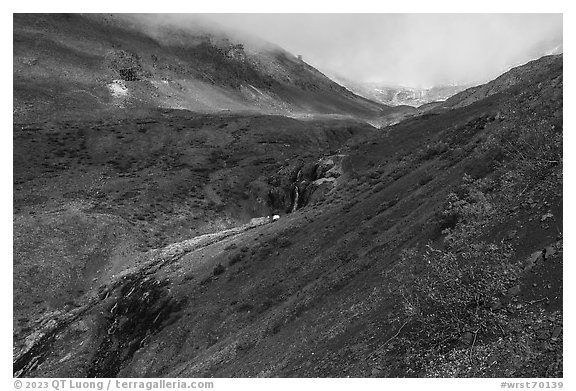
[107,80,128,99]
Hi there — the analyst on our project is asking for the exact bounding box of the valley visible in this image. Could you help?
[13,13,563,378]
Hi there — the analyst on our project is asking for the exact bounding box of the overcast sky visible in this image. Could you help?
[197,14,562,88]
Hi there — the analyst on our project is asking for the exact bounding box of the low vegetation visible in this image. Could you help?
[385,84,562,376]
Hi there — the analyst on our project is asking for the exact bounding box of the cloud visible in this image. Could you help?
[195,13,562,88]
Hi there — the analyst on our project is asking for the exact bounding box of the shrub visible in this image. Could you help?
[418,174,433,186]
[372,181,388,193]
[419,141,449,161]
[212,264,226,276]
[398,239,518,334]
[276,236,292,248]
[228,253,243,266]
[224,243,238,251]
[391,175,522,375]
[236,302,254,312]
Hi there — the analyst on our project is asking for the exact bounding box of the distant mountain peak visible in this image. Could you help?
[332,75,469,108]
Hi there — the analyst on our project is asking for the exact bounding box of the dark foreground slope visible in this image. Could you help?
[14,54,562,378]
[13,14,409,124]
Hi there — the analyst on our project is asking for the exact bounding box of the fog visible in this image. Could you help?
[194,14,562,88]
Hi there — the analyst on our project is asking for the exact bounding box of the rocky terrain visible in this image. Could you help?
[13,14,562,378]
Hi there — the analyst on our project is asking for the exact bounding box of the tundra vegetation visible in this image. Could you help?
[13,13,562,378]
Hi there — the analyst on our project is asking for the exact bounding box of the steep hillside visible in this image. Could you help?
[14,54,562,378]
[13,14,404,124]
[427,54,563,111]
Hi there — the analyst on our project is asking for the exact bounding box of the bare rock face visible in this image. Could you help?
[263,154,346,213]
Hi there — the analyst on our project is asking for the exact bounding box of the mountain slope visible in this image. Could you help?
[427,54,563,111]
[14,54,562,378]
[13,110,377,349]
[13,13,405,124]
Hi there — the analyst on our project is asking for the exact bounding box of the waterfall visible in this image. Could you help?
[291,185,299,213]
[290,169,303,213]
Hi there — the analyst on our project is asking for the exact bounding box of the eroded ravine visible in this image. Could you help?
[13,217,276,377]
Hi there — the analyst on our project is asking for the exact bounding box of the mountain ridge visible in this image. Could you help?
[14,13,408,124]
[428,54,563,111]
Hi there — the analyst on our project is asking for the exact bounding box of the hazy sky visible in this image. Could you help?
[197,14,562,88]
